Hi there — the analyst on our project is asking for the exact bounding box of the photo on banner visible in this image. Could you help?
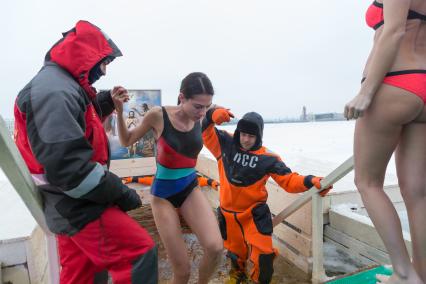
[103,89,161,160]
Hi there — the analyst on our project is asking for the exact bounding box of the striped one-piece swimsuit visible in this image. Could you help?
[151,107,203,207]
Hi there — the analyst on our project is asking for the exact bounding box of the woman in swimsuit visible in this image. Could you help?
[114,72,223,283]
[345,1,426,283]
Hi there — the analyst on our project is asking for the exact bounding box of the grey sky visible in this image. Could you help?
[1,0,372,120]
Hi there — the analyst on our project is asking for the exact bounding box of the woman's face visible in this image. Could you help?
[180,93,213,121]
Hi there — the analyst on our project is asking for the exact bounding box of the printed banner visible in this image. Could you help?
[103,89,161,159]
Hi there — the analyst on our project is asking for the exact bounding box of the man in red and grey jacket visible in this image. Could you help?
[14,21,157,284]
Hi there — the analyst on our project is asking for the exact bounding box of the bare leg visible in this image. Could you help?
[180,188,223,284]
[396,118,426,282]
[354,84,423,283]
[151,196,191,284]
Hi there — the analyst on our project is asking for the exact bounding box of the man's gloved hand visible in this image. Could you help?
[212,108,234,125]
[312,177,333,197]
[115,186,142,211]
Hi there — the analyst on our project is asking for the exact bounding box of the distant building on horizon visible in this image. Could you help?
[300,106,308,121]
[313,112,345,121]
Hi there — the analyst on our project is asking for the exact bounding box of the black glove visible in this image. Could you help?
[115,186,142,212]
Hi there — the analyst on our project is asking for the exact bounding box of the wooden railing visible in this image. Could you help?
[272,156,354,283]
[0,116,59,284]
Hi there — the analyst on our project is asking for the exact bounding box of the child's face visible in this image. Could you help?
[240,132,257,150]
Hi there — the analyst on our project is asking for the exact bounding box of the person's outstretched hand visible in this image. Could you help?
[312,177,333,197]
[212,108,234,125]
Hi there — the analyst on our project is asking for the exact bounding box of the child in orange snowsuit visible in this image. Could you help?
[202,108,331,284]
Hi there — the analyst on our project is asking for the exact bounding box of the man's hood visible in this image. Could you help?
[46,20,122,98]
[233,111,264,151]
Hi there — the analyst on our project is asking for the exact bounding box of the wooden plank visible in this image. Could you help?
[110,157,156,177]
[2,264,30,284]
[272,156,354,228]
[0,116,48,233]
[328,209,412,257]
[324,225,389,264]
[26,226,48,284]
[0,238,28,267]
[196,154,220,181]
[273,224,312,257]
[273,236,311,274]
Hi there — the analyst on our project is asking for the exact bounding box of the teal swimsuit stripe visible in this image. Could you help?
[155,163,195,180]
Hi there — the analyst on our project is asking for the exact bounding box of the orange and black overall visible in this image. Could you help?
[202,110,316,283]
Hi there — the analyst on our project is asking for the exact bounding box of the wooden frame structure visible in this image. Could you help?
[0,116,59,284]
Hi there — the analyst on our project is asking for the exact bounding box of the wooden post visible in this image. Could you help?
[46,234,60,284]
[311,193,329,283]
[0,116,59,284]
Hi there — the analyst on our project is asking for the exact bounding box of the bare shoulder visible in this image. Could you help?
[143,106,163,138]
[145,106,163,119]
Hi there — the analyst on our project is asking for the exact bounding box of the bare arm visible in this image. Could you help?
[363,0,409,94]
[117,107,161,147]
[345,0,410,119]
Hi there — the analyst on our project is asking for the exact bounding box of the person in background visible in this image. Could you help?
[115,72,223,284]
[14,20,157,284]
[344,1,426,283]
[202,108,331,284]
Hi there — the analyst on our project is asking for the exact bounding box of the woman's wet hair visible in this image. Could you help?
[178,72,214,104]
